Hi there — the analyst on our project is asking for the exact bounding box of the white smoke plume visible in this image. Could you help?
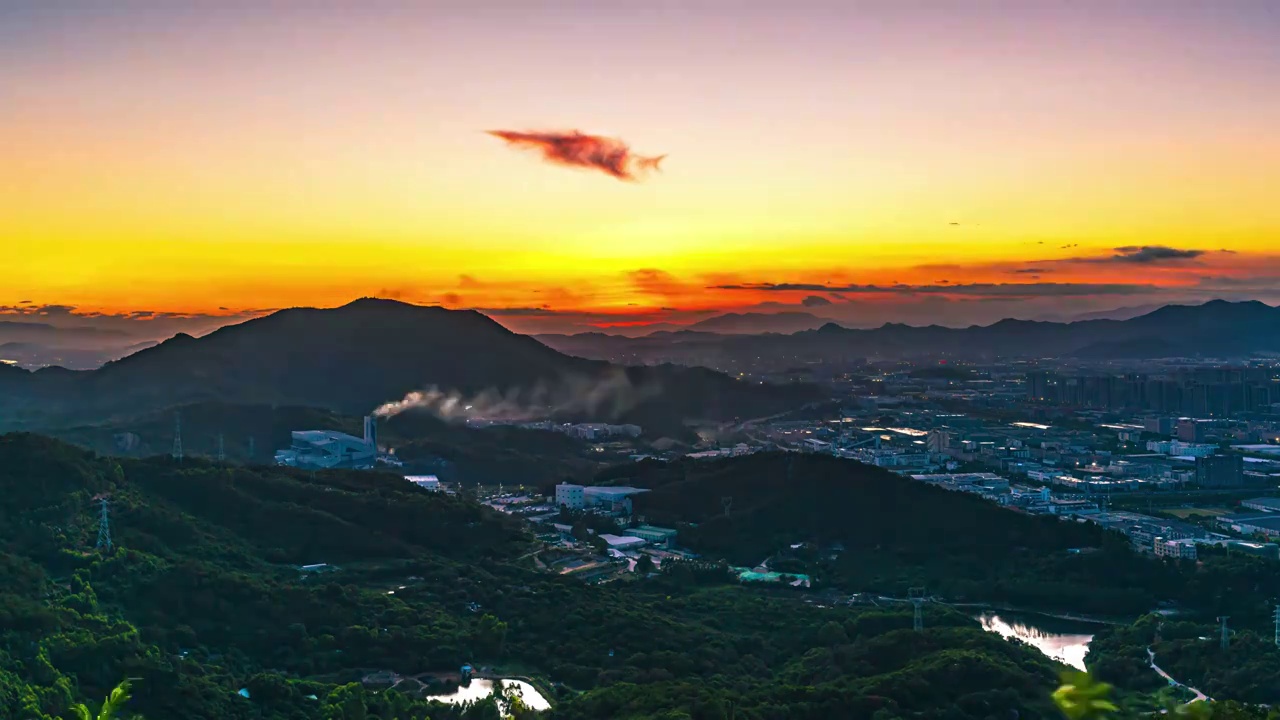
[372,370,664,423]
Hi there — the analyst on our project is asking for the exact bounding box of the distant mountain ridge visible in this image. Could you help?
[0,298,820,435]
[536,300,1280,364]
[683,311,830,334]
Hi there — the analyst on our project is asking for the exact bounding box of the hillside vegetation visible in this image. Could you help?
[2,434,1073,720]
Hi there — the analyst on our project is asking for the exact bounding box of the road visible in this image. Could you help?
[1148,647,1210,703]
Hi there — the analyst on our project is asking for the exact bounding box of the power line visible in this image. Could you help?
[1273,606,1279,648]
[172,412,183,461]
[910,587,926,631]
[94,496,112,552]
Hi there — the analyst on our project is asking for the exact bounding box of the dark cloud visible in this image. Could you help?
[1106,245,1204,263]
[472,307,552,317]
[1010,268,1050,274]
[628,268,690,297]
[709,281,1161,298]
[487,129,665,182]
[475,306,715,321]
[801,295,832,307]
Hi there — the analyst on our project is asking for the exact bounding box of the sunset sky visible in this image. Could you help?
[4,1,1280,335]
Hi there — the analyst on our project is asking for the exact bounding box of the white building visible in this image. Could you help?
[275,416,378,470]
[555,483,585,509]
[1146,440,1217,458]
[1154,538,1198,561]
[598,533,647,550]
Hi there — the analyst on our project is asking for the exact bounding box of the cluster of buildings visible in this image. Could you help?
[1219,497,1280,541]
[464,418,642,440]
[554,483,650,514]
[1026,367,1280,415]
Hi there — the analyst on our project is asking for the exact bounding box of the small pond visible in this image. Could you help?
[977,611,1103,671]
[425,679,551,711]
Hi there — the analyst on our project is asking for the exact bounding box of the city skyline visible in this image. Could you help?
[5,1,1280,334]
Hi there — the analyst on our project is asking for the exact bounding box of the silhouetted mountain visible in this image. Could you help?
[0,299,820,435]
[536,300,1280,366]
[1064,303,1169,322]
[684,311,830,334]
[535,329,729,362]
[0,320,132,345]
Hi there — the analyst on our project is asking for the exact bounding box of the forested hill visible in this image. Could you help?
[2,433,1074,720]
[605,453,1183,615]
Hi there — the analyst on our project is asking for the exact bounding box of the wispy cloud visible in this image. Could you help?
[1101,245,1205,263]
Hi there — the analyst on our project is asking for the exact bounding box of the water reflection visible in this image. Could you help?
[425,679,551,711]
[978,612,1098,671]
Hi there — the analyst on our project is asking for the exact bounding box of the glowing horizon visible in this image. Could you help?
[4,2,1280,334]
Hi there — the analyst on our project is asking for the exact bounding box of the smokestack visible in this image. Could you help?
[364,415,377,450]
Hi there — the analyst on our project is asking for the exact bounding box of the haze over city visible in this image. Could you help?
[5,1,1280,337]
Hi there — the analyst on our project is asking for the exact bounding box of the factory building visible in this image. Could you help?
[584,486,649,514]
[555,483,586,509]
[275,416,379,470]
[553,483,650,514]
[598,533,647,550]
[1220,512,1280,539]
[628,525,678,547]
[1241,497,1280,512]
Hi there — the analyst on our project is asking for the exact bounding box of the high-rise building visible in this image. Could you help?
[926,429,951,453]
[1026,371,1053,401]
[1196,455,1244,488]
[1177,419,1205,443]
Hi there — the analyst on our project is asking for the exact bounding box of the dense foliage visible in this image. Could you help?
[606,453,1178,616]
[2,433,1077,720]
[1088,614,1280,706]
